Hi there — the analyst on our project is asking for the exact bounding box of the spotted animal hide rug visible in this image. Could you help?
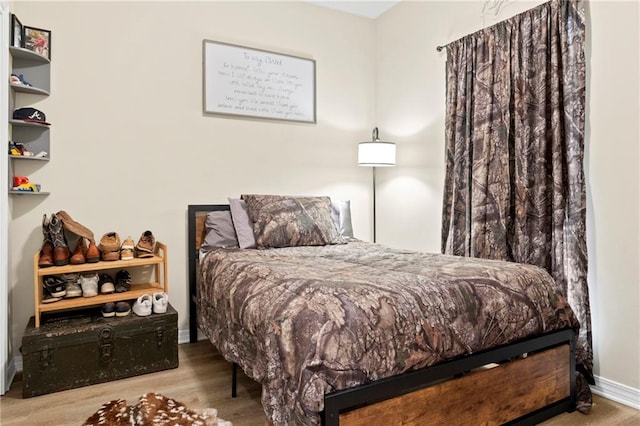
[83,393,232,426]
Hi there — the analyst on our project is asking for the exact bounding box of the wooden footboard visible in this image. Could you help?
[340,345,569,425]
[324,329,575,426]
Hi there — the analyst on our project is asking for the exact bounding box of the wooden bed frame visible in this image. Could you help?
[187,204,576,425]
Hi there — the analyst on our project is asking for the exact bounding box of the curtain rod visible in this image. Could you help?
[435,0,554,53]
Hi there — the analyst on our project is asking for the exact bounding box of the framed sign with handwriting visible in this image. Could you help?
[203,40,316,123]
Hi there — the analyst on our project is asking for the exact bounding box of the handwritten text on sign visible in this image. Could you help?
[203,40,316,123]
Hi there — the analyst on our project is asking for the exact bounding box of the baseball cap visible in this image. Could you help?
[13,107,51,125]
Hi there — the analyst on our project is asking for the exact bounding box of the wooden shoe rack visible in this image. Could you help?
[32,242,167,327]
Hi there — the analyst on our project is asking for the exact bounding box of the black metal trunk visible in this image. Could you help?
[21,303,178,398]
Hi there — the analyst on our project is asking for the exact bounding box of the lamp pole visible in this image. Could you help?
[357,127,396,245]
[372,166,377,243]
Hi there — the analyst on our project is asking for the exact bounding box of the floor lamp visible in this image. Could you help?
[358,127,396,243]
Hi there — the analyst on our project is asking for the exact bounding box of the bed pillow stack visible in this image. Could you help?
[200,195,353,253]
[241,194,344,248]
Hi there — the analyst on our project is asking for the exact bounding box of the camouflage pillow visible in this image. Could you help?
[241,194,343,248]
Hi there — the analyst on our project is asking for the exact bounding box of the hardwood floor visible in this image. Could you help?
[1,340,637,425]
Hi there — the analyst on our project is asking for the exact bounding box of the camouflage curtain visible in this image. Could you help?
[441,0,593,412]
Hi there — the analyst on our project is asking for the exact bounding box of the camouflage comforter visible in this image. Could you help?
[197,241,578,425]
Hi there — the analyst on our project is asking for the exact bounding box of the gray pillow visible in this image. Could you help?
[331,199,354,238]
[241,194,343,248]
[228,198,257,249]
[201,211,239,252]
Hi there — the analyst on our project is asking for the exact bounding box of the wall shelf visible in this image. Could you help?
[9,119,50,129]
[9,191,50,196]
[9,155,49,162]
[10,83,50,96]
[9,46,50,64]
[8,45,51,196]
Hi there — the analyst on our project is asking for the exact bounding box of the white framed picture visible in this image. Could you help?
[203,40,316,123]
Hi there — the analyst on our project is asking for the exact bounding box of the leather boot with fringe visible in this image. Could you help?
[56,210,95,241]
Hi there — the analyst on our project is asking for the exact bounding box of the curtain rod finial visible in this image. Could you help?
[436,45,444,52]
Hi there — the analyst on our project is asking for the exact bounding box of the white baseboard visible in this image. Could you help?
[178,329,192,344]
[10,331,640,412]
[592,375,640,410]
[4,355,17,393]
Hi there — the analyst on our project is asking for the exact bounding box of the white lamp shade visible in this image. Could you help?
[358,142,396,167]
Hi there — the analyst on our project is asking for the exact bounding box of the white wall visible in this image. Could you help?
[375,0,640,395]
[8,1,376,359]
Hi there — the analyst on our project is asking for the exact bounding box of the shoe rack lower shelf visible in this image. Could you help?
[33,242,167,327]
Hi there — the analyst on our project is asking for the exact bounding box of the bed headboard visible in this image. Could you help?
[187,204,230,343]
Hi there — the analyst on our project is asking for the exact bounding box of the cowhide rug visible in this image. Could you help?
[83,393,232,426]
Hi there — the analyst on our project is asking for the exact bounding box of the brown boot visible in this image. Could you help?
[56,210,95,241]
[38,214,54,268]
[49,213,70,266]
[70,238,86,265]
[86,240,100,263]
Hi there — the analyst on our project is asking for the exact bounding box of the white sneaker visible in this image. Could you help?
[65,280,83,298]
[133,294,152,316]
[152,292,168,314]
[79,273,98,297]
[61,273,82,298]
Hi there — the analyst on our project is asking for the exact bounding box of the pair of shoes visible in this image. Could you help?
[115,270,131,293]
[98,273,115,294]
[102,301,131,318]
[135,231,156,258]
[99,232,121,261]
[60,273,82,298]
[10,73,32,87]
[120,237,135,260]
[80,273,99,297]
[69,237,100,265]
[132,292,168,316]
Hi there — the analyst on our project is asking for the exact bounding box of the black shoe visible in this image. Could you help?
[102,302,116,318]
[115,270,131,293]
[99,273,115,294]
[115,301,131,317]
[43,276,66,298]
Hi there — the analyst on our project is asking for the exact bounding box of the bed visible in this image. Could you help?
[187,200,578,425]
